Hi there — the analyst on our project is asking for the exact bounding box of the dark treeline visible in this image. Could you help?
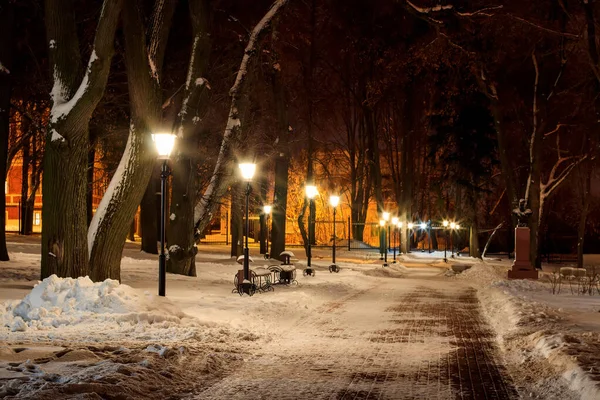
[1,0,599,279]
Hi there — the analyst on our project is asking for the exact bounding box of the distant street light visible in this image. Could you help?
[380,219,388,267]
[329,195,340,273]
[239,162,256,294]
[443,220,449,262]
[263,205,272,259]
[305,185,318,276]
[152,133,176,297]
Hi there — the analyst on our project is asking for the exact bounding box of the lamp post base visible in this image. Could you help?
[382,262,388,267]
[329,264,340,273]
[303,267,315,276]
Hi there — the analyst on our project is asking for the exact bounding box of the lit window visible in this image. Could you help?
[34,212,41,226]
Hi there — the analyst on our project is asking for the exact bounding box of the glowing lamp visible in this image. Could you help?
[306,185,318,199]
[329,195,340,208]
[263,205,272,214]
[379,219,385,227]
[420,222,427,229]
[239,163,256,181]
[443,220,449,227]
[152,133,176,159]
[392,217,399,225]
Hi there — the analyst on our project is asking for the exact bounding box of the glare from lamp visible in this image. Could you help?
[408,223,414,229]
[379,219,385,227]
[420,222,427,230]
[398,221,403,228]
[456,224,461,230]
[392,217,399,225]
[329,195,340,208]
[306,185,318,199]
[152,133,176,158]
[450,222,456,229]
[263,205,272,214]
[239,163,256,181]
[382,212,390,221]
[443,220,449,227]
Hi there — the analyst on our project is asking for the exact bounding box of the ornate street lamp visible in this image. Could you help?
[443,220,449,262]
[263,205,272,259]
[391,217,399,263]
[152,133,176,297]
[304,184,318,276]
[239,162,256,294]
[329,195,340,273]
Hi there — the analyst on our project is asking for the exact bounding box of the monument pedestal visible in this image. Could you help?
[507,227,538,280]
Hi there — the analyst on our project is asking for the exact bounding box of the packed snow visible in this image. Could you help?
[0,244,599,399]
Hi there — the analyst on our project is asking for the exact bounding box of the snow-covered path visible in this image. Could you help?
[196,271,517,399]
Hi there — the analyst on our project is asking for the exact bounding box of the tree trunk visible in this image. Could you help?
[0,1,12,260]
[167,0,211,276]
[140,173,159,254]
[88,0,170,281]
[20,133,30,235]
[577,161,592,268]
[42,0,123,279]
[87,144,95,226]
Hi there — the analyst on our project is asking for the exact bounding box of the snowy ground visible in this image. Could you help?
[0,237,599,399]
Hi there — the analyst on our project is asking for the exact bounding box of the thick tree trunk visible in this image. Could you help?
[42,0,122,279]
[0,1,13,260]
[87,145,95,225]
[271,154,289,258]
[167,0,211,276]
[88,0,169,281]
[140,178,159,254]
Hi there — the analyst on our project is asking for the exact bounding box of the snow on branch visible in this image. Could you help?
[0,61,9,74]
[541,155,587,199]
[406,1,502,17]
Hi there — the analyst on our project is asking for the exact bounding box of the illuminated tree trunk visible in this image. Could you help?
[42,0,122,279]
[0,0,12,260]
[88,0,175,281]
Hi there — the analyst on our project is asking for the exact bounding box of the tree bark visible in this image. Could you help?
[167,0,211,276]
[230,184,243,257]
[0,0,12,260]
[88,0,172,281]
[20,132,30,234]
[140,175,159,254]
[42,0,122,279]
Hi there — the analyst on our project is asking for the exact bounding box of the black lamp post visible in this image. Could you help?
[380,219,388,267]
[450,222,456,258]
[392,217,399,263]
[263,205,272,259]
[305,185,318,276]
[443,220,449,262]
[152,133,176,297]
[329,195,340,273]
[239,163,256,292]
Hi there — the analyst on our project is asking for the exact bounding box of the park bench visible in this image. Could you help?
[268,251,298,285]
[232,255,274,296]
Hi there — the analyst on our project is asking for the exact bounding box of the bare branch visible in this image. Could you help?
[506,14,579,38]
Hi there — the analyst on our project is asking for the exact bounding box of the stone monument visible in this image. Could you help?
[507,200,538,280]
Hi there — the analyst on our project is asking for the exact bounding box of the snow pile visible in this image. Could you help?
[1,275,185,332]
